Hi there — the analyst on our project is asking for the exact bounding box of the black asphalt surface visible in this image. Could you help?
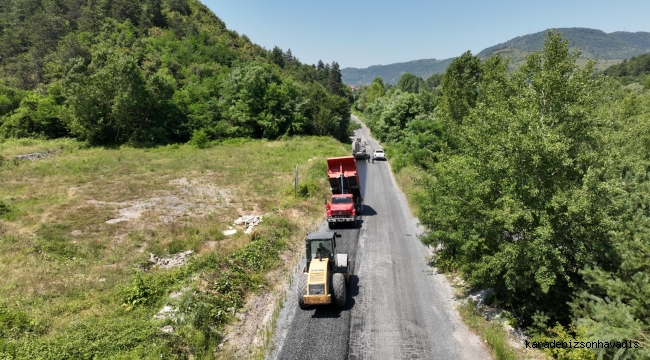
[270,116,489,360]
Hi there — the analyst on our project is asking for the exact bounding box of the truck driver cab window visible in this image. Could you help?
[332,197,353,204]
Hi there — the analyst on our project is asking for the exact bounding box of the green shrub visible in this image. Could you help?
[0,199,11,216]
[0,305,46,339]
[4,317,168,360]
[296,180,321,198]
[188,129,210,149]
[166,239,186,254]
[531,323,596,360]
[120,272,180,310]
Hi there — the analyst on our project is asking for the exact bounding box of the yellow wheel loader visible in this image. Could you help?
[297,232,349,309]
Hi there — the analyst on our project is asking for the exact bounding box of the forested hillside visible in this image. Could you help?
[343,28,650,86]
[341,58,453,87]
[478,27,650,59]
[0,0,352,145]
[354,32,650,359]
[603,53,650,86]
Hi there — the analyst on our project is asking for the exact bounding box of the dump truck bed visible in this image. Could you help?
[327,156,362,201]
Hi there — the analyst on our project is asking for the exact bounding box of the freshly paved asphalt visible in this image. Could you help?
[269,116,490,360]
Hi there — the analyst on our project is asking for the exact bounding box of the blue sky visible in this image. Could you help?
[202,0,650,69]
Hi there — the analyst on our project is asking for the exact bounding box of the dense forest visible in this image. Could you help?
[355,33,650,359]
[0,0,353,145]
[603,53,650,86]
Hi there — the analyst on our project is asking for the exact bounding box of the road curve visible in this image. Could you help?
[269,116,490,360]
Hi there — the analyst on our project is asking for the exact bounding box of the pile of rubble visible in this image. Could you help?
[149,250,193,269]
[154,305,180,320]
[15,152,49,161]
[222,214,264,236]
[235,215,263,234]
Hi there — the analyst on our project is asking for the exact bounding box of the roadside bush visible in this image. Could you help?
[297,180,321,198]
[120,271,182,310]
[180,216,290,354]
[531,324,596,360]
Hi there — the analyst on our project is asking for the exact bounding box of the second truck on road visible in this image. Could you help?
[352,138,367,159]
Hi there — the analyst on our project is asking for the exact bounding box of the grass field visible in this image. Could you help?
[0,136,348,359]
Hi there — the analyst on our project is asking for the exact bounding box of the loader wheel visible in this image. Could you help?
[332,273,346,308]
[297,275,309,310]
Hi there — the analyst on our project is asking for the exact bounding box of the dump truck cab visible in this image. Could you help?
[326,194,357,228]
[298,232,349,309]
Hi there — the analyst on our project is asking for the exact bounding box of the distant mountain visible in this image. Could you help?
[342,28,650,85]
[341,58,454,87]
[479,28,650,59]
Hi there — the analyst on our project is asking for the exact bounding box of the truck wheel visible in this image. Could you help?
[328,222,335,229]
[332,273,346,308]
[297,275,309,310]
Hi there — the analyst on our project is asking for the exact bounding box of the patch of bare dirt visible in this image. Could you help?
[87,178,233,225]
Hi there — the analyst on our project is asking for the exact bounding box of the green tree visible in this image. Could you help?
[578,173,650,359]
[366,91,421,142]
[397,73,425,94]
[139,0,166,31]
[270,46,285,69]
[0,83,27,118]
[62,50,153,144]
[0,90,66,139]
[220,63,310,139]
[311,107,336,136]
[425,73,443,90]
[327,61,343,96]
[366,77,385,105]
[421,33,604,325]
[439,51,482,125]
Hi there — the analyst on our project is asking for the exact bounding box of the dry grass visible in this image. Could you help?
[0,136,348,358]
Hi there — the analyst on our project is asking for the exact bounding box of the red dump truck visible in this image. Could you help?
[326,156,363,229]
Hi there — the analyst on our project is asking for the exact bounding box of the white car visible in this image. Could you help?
[372,149,385,160]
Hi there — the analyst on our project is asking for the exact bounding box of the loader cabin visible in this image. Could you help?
[305,232,339,271]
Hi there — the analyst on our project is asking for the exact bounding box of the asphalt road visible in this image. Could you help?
[269,116,489,360]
